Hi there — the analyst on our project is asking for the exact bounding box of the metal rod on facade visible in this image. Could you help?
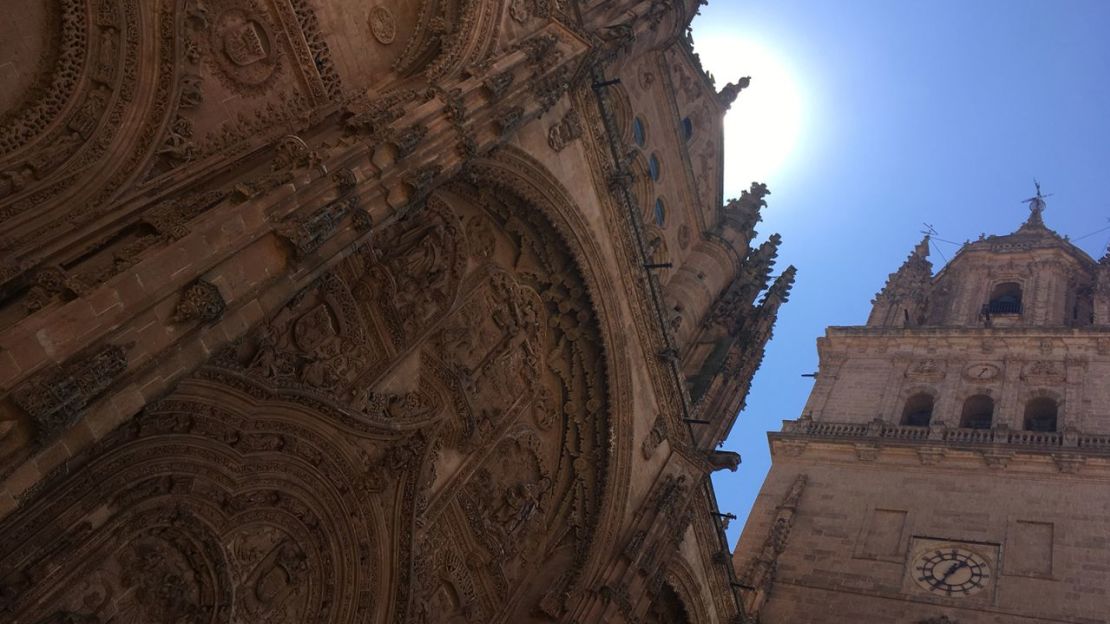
[592,78,622,90]
[643,262,673,269]
[683,418,711,425]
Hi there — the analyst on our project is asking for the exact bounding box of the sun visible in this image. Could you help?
[694,36,806,196]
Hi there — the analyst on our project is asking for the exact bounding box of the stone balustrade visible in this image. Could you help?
[778,418,1110,451]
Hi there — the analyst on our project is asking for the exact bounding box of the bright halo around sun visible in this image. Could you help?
[694,36,806,196]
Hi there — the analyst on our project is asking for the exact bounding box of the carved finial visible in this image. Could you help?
[1020,180,1051,230]
[763,265,797,307]
[719,76,751,108]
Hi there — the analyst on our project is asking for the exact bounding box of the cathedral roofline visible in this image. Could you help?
[937,185,1098,274]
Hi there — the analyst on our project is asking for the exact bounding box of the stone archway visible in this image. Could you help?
[0,154,624,624]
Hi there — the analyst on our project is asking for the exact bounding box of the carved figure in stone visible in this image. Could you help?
[92,29,119,84]
[706,450,741,472]
[718,76,751,108]
[158,116,197,162]
[180,74,204,109]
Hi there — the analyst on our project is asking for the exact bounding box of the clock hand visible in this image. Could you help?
[941,561,967,581]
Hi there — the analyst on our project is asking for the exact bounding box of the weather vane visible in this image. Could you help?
[1022,179,1053,216]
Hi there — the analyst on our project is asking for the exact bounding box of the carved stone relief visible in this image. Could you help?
[202,0,284,94]
[369,6,397,44]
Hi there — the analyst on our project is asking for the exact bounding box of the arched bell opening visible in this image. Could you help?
[960,394,994,429]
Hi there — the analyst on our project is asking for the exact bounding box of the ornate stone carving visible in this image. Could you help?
[172,280,226,324]
[740,474,807,619]
[276,197,355,256]
[11,344,129,443]
[642,413,668,459]
[706,450,741,472]
[547,109,582,152]
[483,71,515,99]
[495,106,525,137]
[368,6,396,44]
[202,0,284,94]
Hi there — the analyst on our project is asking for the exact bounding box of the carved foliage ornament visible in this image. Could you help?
[172,279,226,323]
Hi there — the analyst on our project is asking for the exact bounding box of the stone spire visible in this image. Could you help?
[867,235,934,327]
[760,265,797,314]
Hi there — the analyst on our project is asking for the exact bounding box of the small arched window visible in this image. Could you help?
[633,117,646,147]
[1024,397,1058,432]
[648,154,661,181]
[988,282,1023,315]
[682,116,694,141]
[654,198,666,226]
[901,393,934,427]
[960,394,994,429]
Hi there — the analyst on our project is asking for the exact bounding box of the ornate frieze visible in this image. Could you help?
[11,344,129,443]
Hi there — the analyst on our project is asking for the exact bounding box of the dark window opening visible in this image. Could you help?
[648,153,661,181]
[654,198,666,226]
[960,394,994,429]
[901,393,934,427]
[682,116,694,141]
[987,282,1023,315]
[633,117,646,147]
[1024,397,1058,432]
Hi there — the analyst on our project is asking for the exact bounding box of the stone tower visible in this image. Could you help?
[733,195,1110,623]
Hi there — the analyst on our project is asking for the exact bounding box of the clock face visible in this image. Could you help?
[964,363,1000,381]
[913,547,991,597]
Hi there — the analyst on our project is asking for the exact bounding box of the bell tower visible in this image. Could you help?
[732,191,1110,623]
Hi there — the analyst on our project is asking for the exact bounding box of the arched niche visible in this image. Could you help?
[1024,396,1059,432]
[987,281,1023,315]
[901,391,935,427]
[0,148,636,624]
[960,394,994,429]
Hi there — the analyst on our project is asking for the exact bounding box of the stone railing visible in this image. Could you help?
[779,418,1110,452]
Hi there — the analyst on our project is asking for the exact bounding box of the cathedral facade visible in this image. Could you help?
[0,1,789,622]
[734,200,1110,623]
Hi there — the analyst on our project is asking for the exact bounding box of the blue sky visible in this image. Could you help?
[693,0,1110,545]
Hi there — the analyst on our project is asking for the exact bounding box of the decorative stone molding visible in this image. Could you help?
[1053,453,1085,474]
[917,447,946,465]
[11,344,129,443]
[982,449,1013,469]
[854,443,880,462]
[172,280,226,324]
[642,413,667,459]
[276,197,355,256]
[547,109,583,152]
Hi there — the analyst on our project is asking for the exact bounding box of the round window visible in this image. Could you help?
[648,154,661,181]
[633,117,646,147]
[654,198,666,226]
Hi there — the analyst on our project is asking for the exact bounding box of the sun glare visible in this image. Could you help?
[695,36,806,197]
